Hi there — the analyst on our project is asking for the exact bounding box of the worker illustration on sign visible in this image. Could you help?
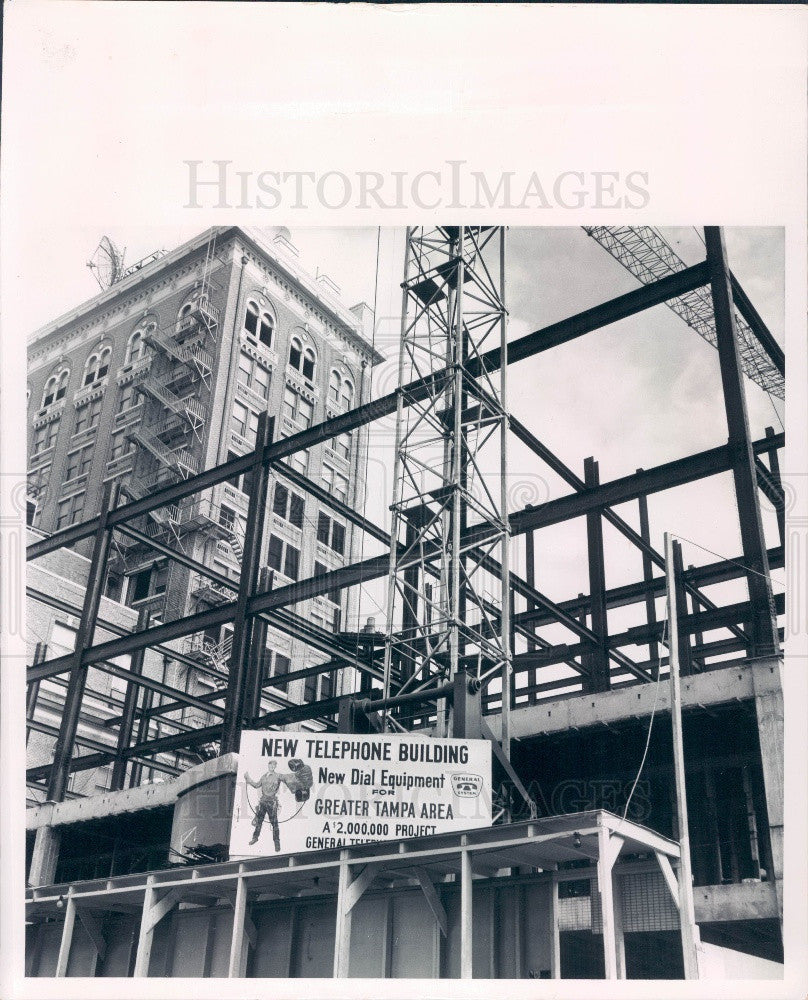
[244,758,314,852]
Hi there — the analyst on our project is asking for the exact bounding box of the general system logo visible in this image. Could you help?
[451,773,483,798]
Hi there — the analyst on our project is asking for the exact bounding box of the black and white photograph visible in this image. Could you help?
[1,3,806,998]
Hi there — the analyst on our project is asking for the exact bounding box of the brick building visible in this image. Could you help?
[26,226,382,751]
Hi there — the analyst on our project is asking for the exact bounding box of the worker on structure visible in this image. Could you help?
[244,760,295,851]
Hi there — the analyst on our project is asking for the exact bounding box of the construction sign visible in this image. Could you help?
[229,731,493,857]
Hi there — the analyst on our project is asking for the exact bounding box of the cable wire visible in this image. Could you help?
[621,617,668,823]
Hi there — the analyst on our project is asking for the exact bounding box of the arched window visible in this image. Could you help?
[242,300,274,348]
[83,345,112,386]
[341,378,354,409]
[288,336,302,372]
[42,368,70,408]
[329,370,341,402]
[302,347,316,381]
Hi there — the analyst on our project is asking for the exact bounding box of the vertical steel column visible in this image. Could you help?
[664,532,700,979]
[110,606,150,791]
[47,482,120,803]
[584,458,609,692]
[26,642,45,746]
[705,227,779,657]
[687,563,705,671]
[637,483,659,675]
[525,519,538,703]
[764,425,785,547]
[460,844,473,979]
[246,566,272,718]
[499,226,512,754]
[671,541,693,676]
[220,412,273,754]
[128,684,154,789]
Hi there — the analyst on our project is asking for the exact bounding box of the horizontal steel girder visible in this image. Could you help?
[27,260,712,564]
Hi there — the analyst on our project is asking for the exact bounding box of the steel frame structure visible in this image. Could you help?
[26,227,784,810]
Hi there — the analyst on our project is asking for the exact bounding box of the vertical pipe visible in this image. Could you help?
[48,482,120,803]
[110,607,150,791]
[460,847,473,979]
[220,413,273,754]
[664,531,700,979]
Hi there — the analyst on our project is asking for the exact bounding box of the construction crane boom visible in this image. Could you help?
[583,226,784,400]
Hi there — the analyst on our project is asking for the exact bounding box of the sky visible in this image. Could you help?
[22,224,785,660]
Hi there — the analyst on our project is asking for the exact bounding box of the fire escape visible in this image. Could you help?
[110,240,222,610]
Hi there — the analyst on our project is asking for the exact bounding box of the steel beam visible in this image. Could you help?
[47,483,119,803]
[27,259,712,565]
[110,607,150,790]
[220,413,273,754]
[706,226,779,657]
[584,458,609,692]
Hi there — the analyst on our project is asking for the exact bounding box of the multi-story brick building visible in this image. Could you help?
[27,226,382,741]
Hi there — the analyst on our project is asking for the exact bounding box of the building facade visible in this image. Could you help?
[27,226,382,760]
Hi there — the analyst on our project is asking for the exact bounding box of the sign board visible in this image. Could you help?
[229,731,493,857]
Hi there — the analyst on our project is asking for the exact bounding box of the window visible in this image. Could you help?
[108,429,134,462]
[32,421,59,455]
[65,444,93,482]
[314,561,341,605]
[219,504,237,531]
[330,431,352,461]
[282,385,313,428]
[127,560,167,604]
[127,323,154,364]
[322,464,349,503]
[289,338,316,381]
[56,493,84,530]
[117,384,140,413]
[341,378,354,409]
[264,650,290,691]
[283,449,309,476]
[232,400,259,444]
[83,346,112,386]
[272,483,305,528]
[267,533,300,580]
[42,369,69,408]
[317,512,345,555]
[225,450,255,495]
[243,301,274,347]
[329,371,354,410]
[75,397,103,433]
[237,351,271,400]
[303,674,318,703]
